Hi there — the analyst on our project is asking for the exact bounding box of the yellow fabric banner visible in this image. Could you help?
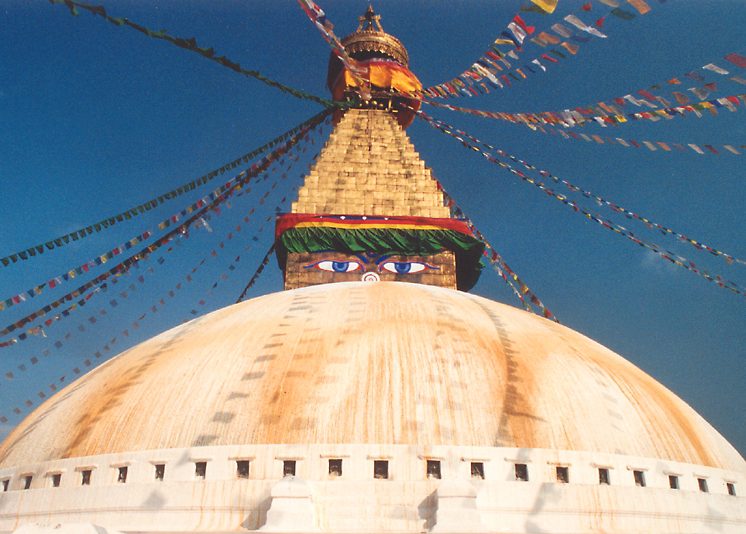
[530,0,559,14]
[342,62,422,94]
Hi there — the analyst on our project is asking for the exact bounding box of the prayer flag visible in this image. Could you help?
[702,63,729,75]
[561,42,580,55]
[512,15,535,35]
[626,0,652,15]
[688,144,705,155]
[564,15,607,38]
[551,23,573,38]
[688,87,710,100]
[529,0,558,13]
[672,91,689,105]
[724,53,746,68]
[598,0,620,6]
[536,31,561,45]
[531,59,547,72]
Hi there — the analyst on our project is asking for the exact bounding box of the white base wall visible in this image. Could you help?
[0,444,743,533]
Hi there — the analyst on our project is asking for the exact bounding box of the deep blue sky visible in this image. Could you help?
[1,1,744,456]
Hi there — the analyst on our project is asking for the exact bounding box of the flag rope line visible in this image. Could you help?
[423,0,657,98]
[235,243,277,303]
[0,108,332,268]
[524,120,744,156]
[0,111,330,312]
[0,115,325,346]
[1,192,290,388]
[0,211,281,423]
[1,141,313,387]
[423,93,746,131]
[295,0,371,99]
[433,182,557,321]
[419,111,746,267]
[418,111,746,300]
[49,0,337,108]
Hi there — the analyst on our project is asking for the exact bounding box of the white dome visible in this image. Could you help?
[1,282,741,471]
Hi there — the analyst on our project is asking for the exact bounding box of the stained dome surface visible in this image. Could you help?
[1,282,742,472]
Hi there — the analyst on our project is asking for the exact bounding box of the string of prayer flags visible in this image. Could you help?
[0,220,279,424]
[0,109,332,268]
[423,0,655,99]
[49,0,335,108]
[528,120,744,157]
[423,92,745,130]
[430,119,746,267]
[0,114,326,346]
[235,243,277,303]
[1,137,315,386]
[296,0,370,98]
[0,229,153,313]
[417,111,746,300]
[436,184,558,321]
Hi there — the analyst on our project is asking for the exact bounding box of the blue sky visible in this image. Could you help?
[1,1,744,456]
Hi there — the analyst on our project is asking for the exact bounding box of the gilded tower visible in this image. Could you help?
[276,7,484,291]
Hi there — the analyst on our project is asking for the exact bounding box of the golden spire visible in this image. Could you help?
[357,5,383,32]
[340,6,409,66]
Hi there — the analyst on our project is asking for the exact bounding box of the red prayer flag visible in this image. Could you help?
[724,53,746,68]
[595,16,606,28]
[512,15,535,35]
[582,3,592,11]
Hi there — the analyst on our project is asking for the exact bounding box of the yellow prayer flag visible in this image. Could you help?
[560,41,579,55]
[530,0,558,14]
[627,0,651,15]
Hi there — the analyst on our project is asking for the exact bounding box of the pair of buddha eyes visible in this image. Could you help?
[305,260,436,274]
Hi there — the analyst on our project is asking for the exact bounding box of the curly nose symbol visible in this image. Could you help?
[361,272,380,282]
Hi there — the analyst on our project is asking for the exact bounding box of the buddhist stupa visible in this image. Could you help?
[0,8,743,534]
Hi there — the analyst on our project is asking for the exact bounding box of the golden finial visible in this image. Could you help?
[340,6,409,66]
[357,5,384,33]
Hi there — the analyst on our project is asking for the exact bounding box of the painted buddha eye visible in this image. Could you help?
[380,261,435,274]
[306,260,362,273]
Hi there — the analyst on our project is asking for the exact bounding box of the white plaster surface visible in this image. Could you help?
[0,283,743,533]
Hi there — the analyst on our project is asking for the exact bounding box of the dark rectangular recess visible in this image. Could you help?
[373,460,389,479]
[514,463,528,482]
[633,470,646,487]
[23,475,32,490]
[283,460,296,477]
[328,459,342,477]
[81,469,91,485]
[52,473,61,487]
[698,478,709,493]
[195,461,207,480]
[154,464,165,481]
[117,466,128,483]
[556,466,569,483]
[727,482,736,496]
[236,460,250,479]
[471,462,485,479]
[426,460,441,479]
[2,479,8,492]
[669,475,679,489]
[598,468,610,485]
